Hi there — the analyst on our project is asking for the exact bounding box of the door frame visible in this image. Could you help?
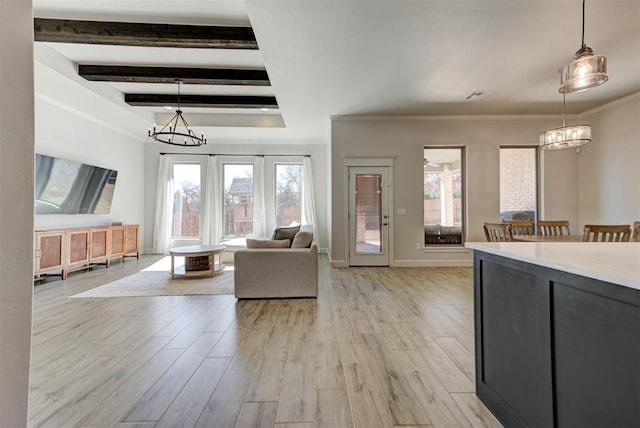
[343,158,394,267]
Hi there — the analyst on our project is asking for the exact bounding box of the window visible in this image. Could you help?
[223,164,254,241]
[172,163,201,239]
[275,163,303,227]
[499,147,538,224]
[423,147,464,245]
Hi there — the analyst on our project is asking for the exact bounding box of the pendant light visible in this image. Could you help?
[558,0,608,94]
[539,94,591,150]
[148,80,207,146]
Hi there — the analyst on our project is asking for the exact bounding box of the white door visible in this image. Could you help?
[348,167,390,266]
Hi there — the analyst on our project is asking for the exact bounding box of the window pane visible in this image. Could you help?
[500,148,537,223]
[424,148,464,245]
[355,174,382,253]
[275,164,303,227]
[172,164,201,238]
[223,164,254,241]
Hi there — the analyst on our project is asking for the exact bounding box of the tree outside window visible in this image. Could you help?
[275,164,303,227]
[172,164,201,238]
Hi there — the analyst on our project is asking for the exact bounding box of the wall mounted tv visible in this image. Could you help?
[35,154,118,214]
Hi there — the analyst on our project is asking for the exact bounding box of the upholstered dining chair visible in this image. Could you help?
[503,219,534,236]
[582,224,632,242]
[632,221,640,241]
[484,223,513,242]
[537,220,571,236]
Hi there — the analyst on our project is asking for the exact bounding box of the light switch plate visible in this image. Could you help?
[397,208,407,215]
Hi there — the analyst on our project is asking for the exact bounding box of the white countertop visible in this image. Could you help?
[465,242,640,291]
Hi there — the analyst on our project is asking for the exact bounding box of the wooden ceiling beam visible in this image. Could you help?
[124,94,278,109]
[78,65,270,86]
[34,18,258,49]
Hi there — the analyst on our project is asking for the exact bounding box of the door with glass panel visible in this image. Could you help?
[348,167,390,266]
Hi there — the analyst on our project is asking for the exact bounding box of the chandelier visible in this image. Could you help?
[539,94,591,150]
[558,0,607,94]
[147,80,207,146]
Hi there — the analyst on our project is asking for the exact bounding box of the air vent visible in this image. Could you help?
[465,90,492,101]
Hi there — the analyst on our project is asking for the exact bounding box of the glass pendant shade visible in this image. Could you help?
[539,124,592,150]
[559,46,608,94]
[558,0,608,94]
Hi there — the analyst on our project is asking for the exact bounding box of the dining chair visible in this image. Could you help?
[537,220,571,236]
[484,223,514,242]
[503,219,534,236]
[632,221,640,241]
[582,224,632,242]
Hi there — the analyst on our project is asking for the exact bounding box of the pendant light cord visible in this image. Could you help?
[176,79,182,111]
[581,0,586,47]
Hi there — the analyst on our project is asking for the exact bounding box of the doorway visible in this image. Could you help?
[348,166,390,266]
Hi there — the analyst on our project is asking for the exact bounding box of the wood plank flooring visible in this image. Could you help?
[28,255,501,428]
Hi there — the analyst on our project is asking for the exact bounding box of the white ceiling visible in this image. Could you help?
[33,0,640,144]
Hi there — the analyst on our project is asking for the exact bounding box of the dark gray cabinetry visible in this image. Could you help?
[473,251,640,427]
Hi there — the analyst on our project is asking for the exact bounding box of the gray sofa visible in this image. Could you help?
[233,241,319,299]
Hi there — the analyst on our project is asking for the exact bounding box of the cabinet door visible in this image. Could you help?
[67,230,90,266]
[90,228,108,262]
[35,231,65,273]
[125,225,139,256]
[110,226,125,257]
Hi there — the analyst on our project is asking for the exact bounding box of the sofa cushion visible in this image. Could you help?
[291,231,314,248]
[271,225,301,245]
[246,238,291,249]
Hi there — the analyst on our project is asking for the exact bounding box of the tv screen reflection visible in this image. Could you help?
[35,154,118,214]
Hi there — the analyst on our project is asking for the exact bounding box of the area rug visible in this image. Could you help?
[70,257,235,298]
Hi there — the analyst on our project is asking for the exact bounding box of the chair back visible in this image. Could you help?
[484,223,513,242]
[632,221,640,241]
[582,224,631,242]
[503,219,534,235]
[537,220,570,236]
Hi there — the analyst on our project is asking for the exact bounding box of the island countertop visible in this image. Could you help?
[465,242,640,291]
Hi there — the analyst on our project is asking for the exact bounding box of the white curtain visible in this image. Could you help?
[302,156,318,232]
[201,156,222,246]
[152,155,174,254]
[252,156,268,238]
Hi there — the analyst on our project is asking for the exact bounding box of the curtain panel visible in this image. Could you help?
[152,155,174,254]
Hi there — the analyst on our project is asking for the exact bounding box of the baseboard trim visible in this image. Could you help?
[391,259,473,267]
[331,260,348,268]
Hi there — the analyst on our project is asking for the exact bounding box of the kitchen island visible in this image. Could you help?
[465,242,640,427]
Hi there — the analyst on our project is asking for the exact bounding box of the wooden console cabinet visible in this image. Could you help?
[34,229,66,280]
[34,224,140,281]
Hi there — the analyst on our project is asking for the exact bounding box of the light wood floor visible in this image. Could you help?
[28,255,501,428]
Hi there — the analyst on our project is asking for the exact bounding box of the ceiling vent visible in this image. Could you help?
[465,90,491,101]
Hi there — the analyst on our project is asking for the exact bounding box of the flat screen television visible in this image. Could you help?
[35,154,118,214]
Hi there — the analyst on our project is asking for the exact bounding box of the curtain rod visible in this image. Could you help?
[159,152,310,158]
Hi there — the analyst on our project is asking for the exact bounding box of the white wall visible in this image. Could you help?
[142,142,329,253]
[577,93,640,227]
[0,1,34,425]
[331,115,580,266]
[34,48,147,235]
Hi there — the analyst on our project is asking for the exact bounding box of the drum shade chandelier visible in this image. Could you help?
[558,0,607,94]
[148,80,207,147]
[539,94,591,150]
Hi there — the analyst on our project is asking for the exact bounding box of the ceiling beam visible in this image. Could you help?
[78,65,270,86]
[124,94,278,109]
[34,18,258,49]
